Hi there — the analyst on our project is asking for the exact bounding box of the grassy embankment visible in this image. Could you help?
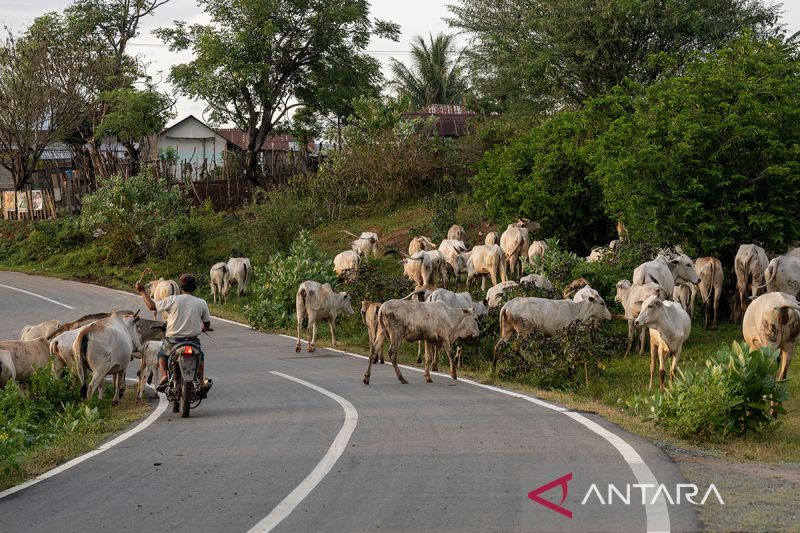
[2,202,799,465]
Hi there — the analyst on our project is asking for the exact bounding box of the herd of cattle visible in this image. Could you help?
[299,223,800,392]
[2,226,800,403]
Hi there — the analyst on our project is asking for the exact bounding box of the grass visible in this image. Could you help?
[0,388,154,492]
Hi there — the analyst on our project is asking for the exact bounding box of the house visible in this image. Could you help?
[216,128,315,176]
[404,104,478,137]
[0,166,12,190]
[157,115,229,165]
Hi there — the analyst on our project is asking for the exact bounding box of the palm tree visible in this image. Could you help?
[389,33,467,110]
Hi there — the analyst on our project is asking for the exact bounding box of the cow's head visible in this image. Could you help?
[668,254,700,284]
[339,291,355,316]
[635,295,663,327]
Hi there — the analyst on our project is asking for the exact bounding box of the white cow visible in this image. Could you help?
[295,281,354,353]
[464,244,508,290]
[426,288,487,368]
[527,240,548,264]
[494,296,612,368]
[136,340,162,401]
[50,323,95,376]
[484,232,500,246]
[615,280,664,357]
[74,312,143,402]
[520,274,554,290]
[632,254,699,299]
[363,300,479,385]
[500,222,530,280]
[672,283,695,315]
[486,281,518,309]
[573,285,601,302]
[635,295,692,391]
[693,256,723,330]
[0,337,51,385]
[147,278,180,319]
[438,239,469,287]
[361,301,384,364]
[764,254,800,299]
[209,262,230,304]
[334,250,362,278]
[343,231,379,258]
[403,250,446,289]
[20,319,63,341]
[0,350,13,389]
[228,257,253,297]
[447,224,467,242]
[408,236,437,255]
[743,292,800,381]
[733,244,769,321]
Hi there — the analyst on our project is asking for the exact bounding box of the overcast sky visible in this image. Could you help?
[1,0,798,127]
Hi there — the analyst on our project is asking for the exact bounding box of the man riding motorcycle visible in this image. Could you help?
[135,274,212,395]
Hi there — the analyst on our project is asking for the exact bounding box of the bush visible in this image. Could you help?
[496,321,625,390]
[626,342,789,441]
[78,171,189,264]
[0,368,109,474]
[245,231,336,328]
[525,239,581,291]
[337,258,414,304]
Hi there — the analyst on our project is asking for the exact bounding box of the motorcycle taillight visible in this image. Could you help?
[182,346,194,356]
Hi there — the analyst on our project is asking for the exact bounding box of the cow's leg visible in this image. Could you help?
[442,339,456,380]
[423,341,433,383]
[713,290,720,329]
[638,327,647,357]
[456,345,463,368]
[329,318,337,347]
[778,347,793,381]
[659,348,667,392]
[669,347,682,382]
[364,329,384,385]
[481,275,487,291]
[295,306,304,352]
[431,344,439,372]
[51,356,65,378]
[492,329,513,371]
[648,337,657,390]
[389,337,408,384]
[416,340,423,364]
[307,311,317,352]
[88,370,106,400]
[625,320,635,357]
[113,371,123,404]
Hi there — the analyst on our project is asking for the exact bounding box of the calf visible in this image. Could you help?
[20,319,63,341]
[672,283,695,315]
[295,281,354,352]
[438,239,469,288]
[210,262,230,304]
[136,340,162,401]
[408,236,437,255]
[228,257,253,297]
[635,296,692,391]
[527,240,548,264]
[363,300,479,385]
[74,312,143,403]
[615,280,664,356]
[494,296,612,368]
[743,292,800,381]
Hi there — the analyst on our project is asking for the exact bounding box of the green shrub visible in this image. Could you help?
[78,171,188,264]
[421,193,458,243]
[245,231,336,328]
[626,342,789,441]
[526,239,581,291]
[496,321,625,390]
[337,258,414,304]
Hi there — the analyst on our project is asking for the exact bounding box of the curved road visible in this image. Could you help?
[0,272,699,532]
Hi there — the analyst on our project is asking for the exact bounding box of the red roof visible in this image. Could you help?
[216,129,315,152]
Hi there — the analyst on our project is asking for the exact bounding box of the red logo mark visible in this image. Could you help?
[528,472,573,519]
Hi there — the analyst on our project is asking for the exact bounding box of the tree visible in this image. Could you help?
[157,0,400,187]
[0,26,87,189]
[589,35,800,259]
[447,0,781,112]
[389,33,467,110]
[95,86,175,174]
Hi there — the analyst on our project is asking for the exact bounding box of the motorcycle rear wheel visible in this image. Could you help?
[180,381,192,418]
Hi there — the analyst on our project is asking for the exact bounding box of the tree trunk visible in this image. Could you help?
[122,140,140,176]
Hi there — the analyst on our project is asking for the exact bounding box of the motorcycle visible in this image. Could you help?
[154,326,213,418]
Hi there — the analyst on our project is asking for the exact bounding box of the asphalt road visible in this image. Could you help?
[0,271,700,532]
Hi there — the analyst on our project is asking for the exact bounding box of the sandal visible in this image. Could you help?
[155,377,168,392]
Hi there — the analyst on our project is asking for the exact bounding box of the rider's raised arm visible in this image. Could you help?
[135,282,157,312]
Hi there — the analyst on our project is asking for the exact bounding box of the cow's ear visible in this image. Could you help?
[133,309,140,318]
[587,296,595,302]
[654,299,664,307]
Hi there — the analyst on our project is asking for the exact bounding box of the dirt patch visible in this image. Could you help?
[668,448,800,532]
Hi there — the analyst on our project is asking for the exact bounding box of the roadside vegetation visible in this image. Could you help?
[0,367,151,491]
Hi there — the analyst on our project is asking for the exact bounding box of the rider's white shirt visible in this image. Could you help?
[156,294,210,337]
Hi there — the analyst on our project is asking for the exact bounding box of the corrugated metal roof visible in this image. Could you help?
[404,104,478,137]
[216,129,315,152]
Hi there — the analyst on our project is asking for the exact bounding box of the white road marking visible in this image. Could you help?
[248,371,358,533]
[0,283,75,309]
[0,382,168,501]
[283,334,671,533]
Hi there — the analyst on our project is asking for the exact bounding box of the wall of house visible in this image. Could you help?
[157,118,227,165]
[0,165,13,190]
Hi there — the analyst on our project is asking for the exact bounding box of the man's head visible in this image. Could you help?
[179,274,197,294]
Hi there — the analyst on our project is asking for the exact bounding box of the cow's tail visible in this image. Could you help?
[75,330,90,399]
[758,261,775,290]
[498,305,508,337]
